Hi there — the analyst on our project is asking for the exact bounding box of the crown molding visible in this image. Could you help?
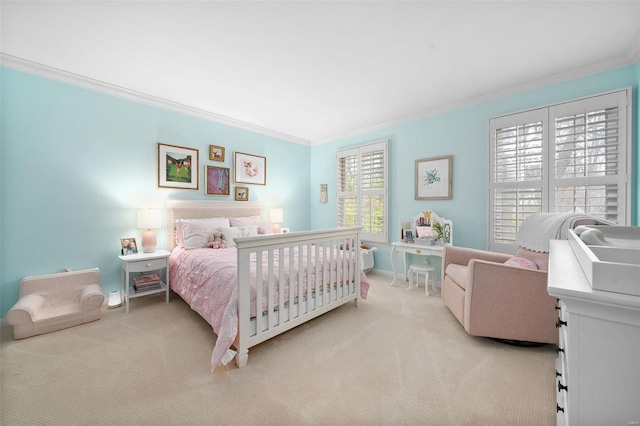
[0,53,311,146]
[2,51,636,148]
[311,52,638,146]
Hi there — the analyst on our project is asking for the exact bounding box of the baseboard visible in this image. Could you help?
[369,268,392,277]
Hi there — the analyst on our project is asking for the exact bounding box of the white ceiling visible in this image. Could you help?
[2,1,639,144]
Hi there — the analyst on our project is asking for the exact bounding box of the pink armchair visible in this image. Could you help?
[441,245,558,345]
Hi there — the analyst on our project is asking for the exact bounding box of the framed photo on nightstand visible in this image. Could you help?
[120,237,138,255]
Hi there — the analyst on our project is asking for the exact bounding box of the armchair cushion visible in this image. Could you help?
[6,268,104,339]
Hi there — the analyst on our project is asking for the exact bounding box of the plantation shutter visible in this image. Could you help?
[489,89,630,253]
[551,92,627,223]
[337,148,359,228]
[490,109,547,251]
[337,140,388,243]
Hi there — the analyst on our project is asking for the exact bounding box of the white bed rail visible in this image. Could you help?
[234,227,362,368]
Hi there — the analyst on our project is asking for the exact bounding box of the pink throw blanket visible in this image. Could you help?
[170,246,369,370]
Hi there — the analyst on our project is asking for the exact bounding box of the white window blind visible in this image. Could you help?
[489,89,630,253]
[553,104,621,221]
[337,140,388,243]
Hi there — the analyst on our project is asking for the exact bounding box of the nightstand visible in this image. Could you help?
[118,250,171,313]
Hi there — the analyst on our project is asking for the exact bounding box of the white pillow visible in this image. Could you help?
[175,217,230,249]
[219,225,259,247]
[229,216,273,234]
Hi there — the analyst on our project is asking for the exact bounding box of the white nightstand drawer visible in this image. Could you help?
[128,258,167,273]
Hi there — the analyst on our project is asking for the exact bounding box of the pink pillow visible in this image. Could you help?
[504,257,538,270]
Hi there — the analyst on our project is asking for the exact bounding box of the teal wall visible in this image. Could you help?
[310,64,640,274]
[1,61,639,318]
[0,68,310,317]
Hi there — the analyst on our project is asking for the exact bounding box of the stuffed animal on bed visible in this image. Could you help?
[207,231,226,249]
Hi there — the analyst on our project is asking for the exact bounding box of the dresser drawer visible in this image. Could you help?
[126,258,167,273]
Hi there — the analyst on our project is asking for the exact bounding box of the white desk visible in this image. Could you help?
[390,241,444,288]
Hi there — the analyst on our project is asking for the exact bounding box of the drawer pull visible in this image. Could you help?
[557,404,564,413]
[556,319,567,328]
[558,381,568,392]
[145,263,152,267]
[555,370,562,378]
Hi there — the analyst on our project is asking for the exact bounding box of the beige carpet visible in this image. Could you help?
[0,273,556,425]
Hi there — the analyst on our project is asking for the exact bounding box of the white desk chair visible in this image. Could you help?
[408,263,436,296]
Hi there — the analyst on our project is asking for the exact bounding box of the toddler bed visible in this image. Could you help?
[165,200,368,372]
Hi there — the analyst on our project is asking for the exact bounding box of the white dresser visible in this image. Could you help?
[548,239,640,426]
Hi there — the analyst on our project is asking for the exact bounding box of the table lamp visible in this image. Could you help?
[137,208,162,253]
[269,208,284,233]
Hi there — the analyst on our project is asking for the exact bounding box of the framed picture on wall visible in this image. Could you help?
[234,152,266,185]
[157,143,199,190]
[415,155,452,200]
[235,186,249,201]
[209,145,225,162]
[206,165,230,195]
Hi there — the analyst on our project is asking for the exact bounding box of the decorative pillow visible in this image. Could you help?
[229,216,273,235]
[175,217,230,249]
[219,225,259,248]
[504,257,539,270]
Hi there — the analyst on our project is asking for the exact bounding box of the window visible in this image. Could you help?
[489,89,631,253]
[337,140,388,243]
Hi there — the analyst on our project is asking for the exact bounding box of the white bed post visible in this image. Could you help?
[235,242,251,368]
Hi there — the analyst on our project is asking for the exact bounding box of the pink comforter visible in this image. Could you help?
[169,246,369,370]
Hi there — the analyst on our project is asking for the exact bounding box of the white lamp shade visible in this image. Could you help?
[269,208,284,233]
[269,208,284,224]
[137,208,162,229]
